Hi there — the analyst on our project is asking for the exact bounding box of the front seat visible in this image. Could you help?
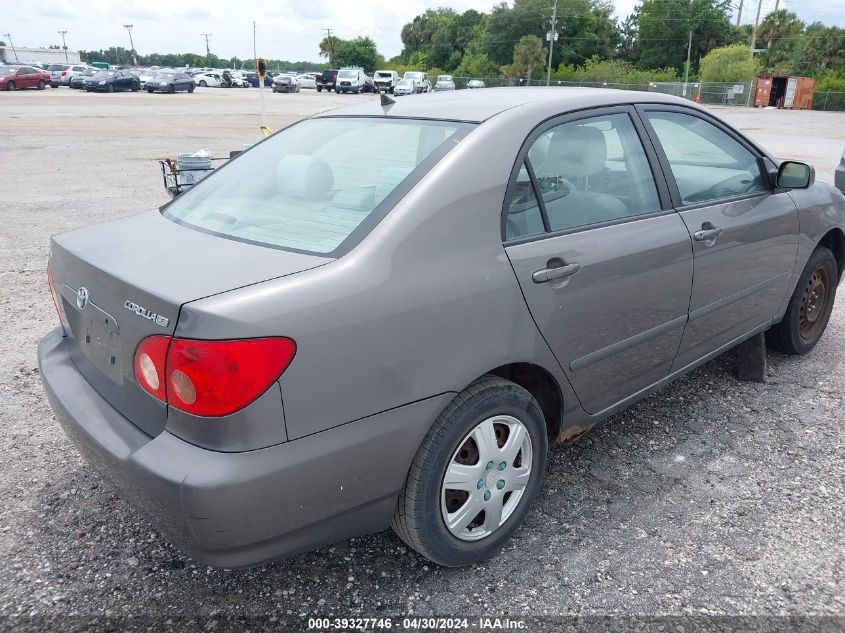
[534,125,627,230]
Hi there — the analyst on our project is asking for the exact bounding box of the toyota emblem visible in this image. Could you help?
[76,286,89,311]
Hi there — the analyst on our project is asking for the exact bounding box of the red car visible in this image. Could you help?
[0,65,51,91]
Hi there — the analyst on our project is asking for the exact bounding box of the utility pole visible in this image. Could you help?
[767,0,780,49]
[323,28,335,65]
[545,0,558,86]
[683,29,692,97]
[253,21,257,62]
[123,24,137,66]
[3,33,19,63]
[201,33,212,67]
[735,0,743,26]
[58,30,68,62]
[749,0,763,59]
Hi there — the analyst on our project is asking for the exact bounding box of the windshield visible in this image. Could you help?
[337,70,357,79]
[164,118,473,255]
[82,68,98,76]
[438,76,452,82]
[375,72,392,78]
[93,71,115,78]
[404,72,423,80]
[153,72,175,80]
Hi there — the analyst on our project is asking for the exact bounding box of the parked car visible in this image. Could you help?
[47,63,88,87]
[837,151,845,194]
[138,68,165,87]
[272,73,300,93]
[193,72,222,88]
[393,78,416,96]
[335,68,367,94]
[317,69,338,92]
[146,71,195,93]
[0,65,50,90]
[373,70,399,93]
[403,71,431,93]
[297,73,316,89]
[434,75,456,91]
[467,79,486,89]
[39,89,845,570]
[69,67,100,89]
[244,71,274,87]
[83,69,140,92]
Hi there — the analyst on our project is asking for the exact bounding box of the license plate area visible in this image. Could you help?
[60,285,123,384]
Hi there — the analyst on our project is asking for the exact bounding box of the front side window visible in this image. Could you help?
[645,111,766,205]
[165,118,473,255]
[524,112,661,233]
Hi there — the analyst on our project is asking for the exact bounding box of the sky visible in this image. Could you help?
[4,0,844,62]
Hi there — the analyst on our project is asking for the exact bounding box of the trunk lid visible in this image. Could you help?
[50,210,329,437]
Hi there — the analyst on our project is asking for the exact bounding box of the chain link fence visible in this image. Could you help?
[813,92,845,112]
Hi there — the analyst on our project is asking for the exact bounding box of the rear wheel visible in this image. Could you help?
[199,80,207,87]
[392,376,547,566]
[7,81,15,91]
[188,85,194,93]
[106,83,114,93]
[131,82,139,92]
[767,246,837,355]
[38,80,46,90]
[167,84,175,94]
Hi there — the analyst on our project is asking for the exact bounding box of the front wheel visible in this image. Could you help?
[199,81,207,87]
[767,246,838,355]
[38,80,46,90]
[7,81,15,91]
[392,376,547,567]
[188,85,194,93]
[106,83,114,93]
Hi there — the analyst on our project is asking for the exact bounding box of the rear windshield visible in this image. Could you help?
[375,72,393,78]
[164,118,474,256]
[0,68,12,76]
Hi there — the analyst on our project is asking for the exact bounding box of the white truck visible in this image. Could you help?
[373,70,399,93]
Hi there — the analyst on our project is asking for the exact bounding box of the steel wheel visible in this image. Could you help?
[799,265,831,343]
[440,414,533,541]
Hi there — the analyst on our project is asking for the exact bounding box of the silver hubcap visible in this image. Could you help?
[440,415,533,541]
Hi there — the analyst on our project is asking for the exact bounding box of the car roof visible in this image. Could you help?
[314,87,701,123]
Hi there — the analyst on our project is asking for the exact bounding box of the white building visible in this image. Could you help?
[1,46,81,65]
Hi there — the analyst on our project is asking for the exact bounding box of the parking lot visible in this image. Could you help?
[1,88,844,631]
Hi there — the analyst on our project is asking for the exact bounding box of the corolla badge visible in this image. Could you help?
[76,287,89,310]
[124,300,170,328]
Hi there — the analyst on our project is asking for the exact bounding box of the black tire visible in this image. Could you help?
[199,80,207,87]
[167,84,175,94]
[131,82,139,92]
[767,246,837,355]
[317,86,322,92]
[7,81,15,91]
[38,80,46,90]
[106,83,114,93]
[392,375,548,567]
[51,84,58,89]
[147,88,153,93]
[188,85,194,93]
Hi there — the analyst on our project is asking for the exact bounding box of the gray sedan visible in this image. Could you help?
[39,89,845,568]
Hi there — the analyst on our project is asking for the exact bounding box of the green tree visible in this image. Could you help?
[798,23,845,75]
[699,44,760,81]
[483,0,620,70]
[636,0,735,74]
[512,34,546,78]
[333,37,380,73]
[757,10,804,75]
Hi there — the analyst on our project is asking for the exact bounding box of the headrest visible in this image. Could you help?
[543,125,607,178]
[276,154,333,199]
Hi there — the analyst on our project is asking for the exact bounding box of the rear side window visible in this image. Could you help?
[518,112,660,234]
[165,118,474,255]
[644,111,766,205]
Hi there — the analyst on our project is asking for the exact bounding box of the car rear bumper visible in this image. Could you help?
[38,328,449,567]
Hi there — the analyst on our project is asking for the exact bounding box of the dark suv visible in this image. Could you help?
[317,69,338,92]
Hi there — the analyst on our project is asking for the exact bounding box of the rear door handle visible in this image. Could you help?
[693,225,723,241]
[532,263,580,283]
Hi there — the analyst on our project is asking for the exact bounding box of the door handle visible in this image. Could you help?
[532,262,580,283]
[693,224,723,242]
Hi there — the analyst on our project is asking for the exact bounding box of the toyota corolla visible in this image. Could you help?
[39,89,845,568]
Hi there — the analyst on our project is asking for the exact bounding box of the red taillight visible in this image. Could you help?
[133,336,296,417]
[134,335,170,402]
[47,260,70,332]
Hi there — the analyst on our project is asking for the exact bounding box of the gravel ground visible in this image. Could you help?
[0,88,843,632]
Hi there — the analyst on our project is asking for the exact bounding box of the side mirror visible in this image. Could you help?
[777,161,814,189]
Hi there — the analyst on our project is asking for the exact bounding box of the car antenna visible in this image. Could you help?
[380,92,395,109]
